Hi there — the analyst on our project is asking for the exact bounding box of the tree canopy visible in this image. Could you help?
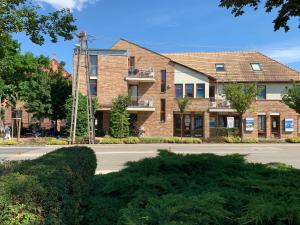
[0,0,77,45]
[282,83,300,114]
[219,0,300,31]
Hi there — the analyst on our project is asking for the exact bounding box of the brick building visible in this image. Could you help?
[75,39,300,139]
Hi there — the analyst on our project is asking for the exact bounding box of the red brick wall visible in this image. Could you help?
[112,40,175,136]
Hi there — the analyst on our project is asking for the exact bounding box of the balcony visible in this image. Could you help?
[209,98,237,113]
[127,96,155,112]
[125,68,156,83]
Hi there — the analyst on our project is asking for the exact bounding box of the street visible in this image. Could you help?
[1,144,300,174]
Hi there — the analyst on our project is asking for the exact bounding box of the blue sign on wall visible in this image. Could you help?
[285,118,294,132]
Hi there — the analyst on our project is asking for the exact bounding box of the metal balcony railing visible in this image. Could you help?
[209,98,232,108]
[129,96,154,108]
[128,68,155,78]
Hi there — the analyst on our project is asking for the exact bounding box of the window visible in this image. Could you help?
[209,117,216,128]
[251,63,262,71]
[196,84,205,98]
[89,55,97,76]
[185,84,194,98]
[161,70,167,93]
[175,84,183,98]
[258,115,266,134]
[257,85,266,100]
[215,64,225,72]
[160,99,166,122]
[129,56,135,68]
[89,79,97,96]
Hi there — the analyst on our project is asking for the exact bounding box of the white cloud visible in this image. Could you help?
[37,0,97,11]
[264,46,300,64]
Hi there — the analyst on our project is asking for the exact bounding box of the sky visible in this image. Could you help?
[15,0,300,73]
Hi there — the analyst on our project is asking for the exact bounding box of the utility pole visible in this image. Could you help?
[70,32,95,144]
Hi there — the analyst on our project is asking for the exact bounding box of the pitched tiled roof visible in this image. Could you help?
[163,51,300,82]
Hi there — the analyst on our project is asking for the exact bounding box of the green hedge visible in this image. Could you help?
[286,137,300,143]
[242,137,259,143]
[85,150,300,225]
[224,136,242,143]
[0,146,97,225]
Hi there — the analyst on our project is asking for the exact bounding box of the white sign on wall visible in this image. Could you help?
[285,118,294,132]
[227,117,235,129]
[245,117,254,132]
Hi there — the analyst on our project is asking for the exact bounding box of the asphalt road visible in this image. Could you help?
[1,144,300,174]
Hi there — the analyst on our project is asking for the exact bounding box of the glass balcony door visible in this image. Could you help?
[128,85,138,105]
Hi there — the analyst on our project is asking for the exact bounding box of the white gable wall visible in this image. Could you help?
[174,64,210,98]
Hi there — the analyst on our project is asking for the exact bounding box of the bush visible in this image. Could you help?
[0,140,21,145]
[110,95,131,138]
[224,136,242,143]
[242,137,259,143]
[45,137,68,145]
[0,146,97,225]
[85,150,300,225]
[163,137,181,143]
[122,137,140,144]
[139,137,165,143]
[101,138,124,144]
[286,137,300,143]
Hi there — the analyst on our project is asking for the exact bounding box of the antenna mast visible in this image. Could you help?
[70,32,95,144]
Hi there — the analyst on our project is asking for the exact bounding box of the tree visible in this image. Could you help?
[65,93,98,138]
[21,72,52,120]
[176,97,190,139]
[219,0,300,32]
[222,83,258,137]
[282,83,300,114]
[0,0,76,45]
[49,63,72,123]
[110,95,131,138]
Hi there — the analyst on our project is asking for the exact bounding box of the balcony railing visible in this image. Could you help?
[209,98,232,108]
[128,68,155,78]
[128,96,155,108]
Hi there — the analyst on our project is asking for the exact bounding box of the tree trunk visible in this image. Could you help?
[239,114,243,138]
[180,114,183,140]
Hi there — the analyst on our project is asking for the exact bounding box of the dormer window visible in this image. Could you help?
[215,64,225,72]
[251,63,262,71]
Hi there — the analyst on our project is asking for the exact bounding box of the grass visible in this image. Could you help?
[85,150,300,225]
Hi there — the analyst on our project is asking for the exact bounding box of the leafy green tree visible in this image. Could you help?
[176,97,190,139]
[110,95,131,138]
[222,83,258,137]
[0,0,76,45]
[219,0,300,31]
[65,93,98,137]
[282,83,300,114]
[21,72,52,120]
[49,62,72,123]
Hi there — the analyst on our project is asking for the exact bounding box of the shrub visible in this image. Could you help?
[286,137,300,143]
[101,138,124,144]
[85,150,300,225]
[122,137,140,144]
[224,136,242,143]
[139,137,165,143]
[110,95,131,138]
[0,140,20,145]
[45,137,68,145]
[65,93,98,137]
[242,137,259,143]
[163,137,181,143]
[0,146,97,225]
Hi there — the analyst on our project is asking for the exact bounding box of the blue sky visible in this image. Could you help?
[16,0,300,73]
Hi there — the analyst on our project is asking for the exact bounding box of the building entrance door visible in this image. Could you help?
[194,115,203,137]
[271,116,280,138]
